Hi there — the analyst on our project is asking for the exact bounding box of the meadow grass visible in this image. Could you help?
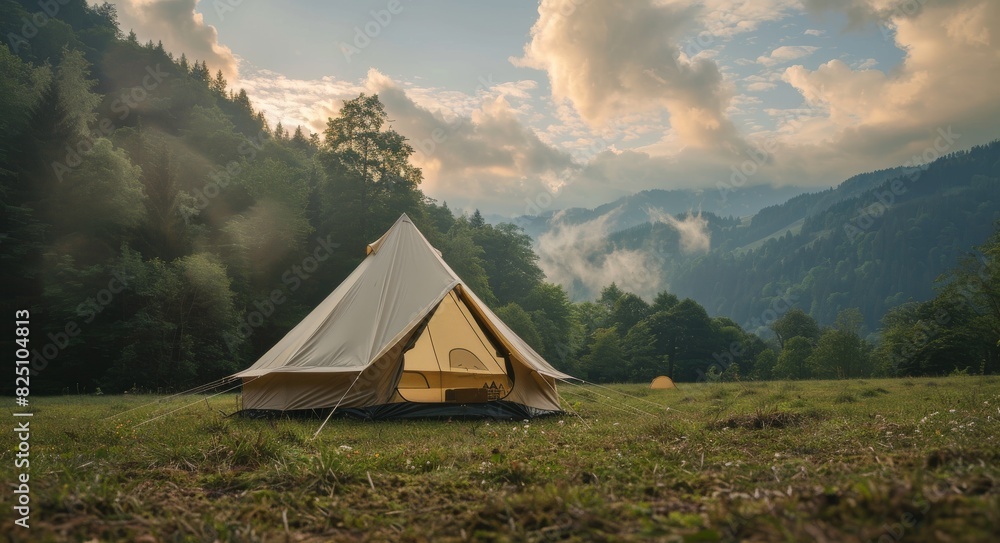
[1,376,998,542]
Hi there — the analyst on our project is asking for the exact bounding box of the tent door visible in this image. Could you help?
[396,290,512,403]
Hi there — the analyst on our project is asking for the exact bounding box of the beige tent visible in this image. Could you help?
[649,376,676,389]
[234,214,572,419]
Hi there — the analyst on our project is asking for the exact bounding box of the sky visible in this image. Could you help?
[100,0,1000,217]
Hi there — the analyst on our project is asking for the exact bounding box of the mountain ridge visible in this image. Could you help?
[527,142,1000,332]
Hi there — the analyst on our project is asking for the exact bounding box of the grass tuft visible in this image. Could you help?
[834,391,858,404]
[860,387,891,398]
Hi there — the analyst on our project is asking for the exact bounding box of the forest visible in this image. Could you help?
[543,141,1000,334]
[1,0,998,394]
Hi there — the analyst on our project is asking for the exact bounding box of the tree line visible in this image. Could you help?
[559,218,999,384]
[1,1,996,395]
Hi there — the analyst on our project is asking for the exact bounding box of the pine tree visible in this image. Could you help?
[211,69,227,95]
[470,209,485,228]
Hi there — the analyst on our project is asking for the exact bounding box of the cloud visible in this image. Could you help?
[647,208,711,254]
[747,82,775,92]
[784,0,1000,130]
[536,210,666,300]
[196,0,1000,219]
[224,64,579,215]
[553,145,774,214]
[102,0,238,79]
[365,70,577,213]
[757,45,820,67]
[237,65,362,133]
[700,0,802,38]
[804,29,826,36]
[511,0,745,152]
[534,205,710,300]
[776,0,1000,171]
[802,0,888,29]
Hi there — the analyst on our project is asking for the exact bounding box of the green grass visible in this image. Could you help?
[2,376,999,542]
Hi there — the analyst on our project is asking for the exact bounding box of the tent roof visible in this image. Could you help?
[236,214,571,380]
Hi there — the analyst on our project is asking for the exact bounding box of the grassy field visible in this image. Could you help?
[2,376,999,542]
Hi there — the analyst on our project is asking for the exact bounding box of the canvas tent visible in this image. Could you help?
[234,214,573,419]
[649,376,676,389]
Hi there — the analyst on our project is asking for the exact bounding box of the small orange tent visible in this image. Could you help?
[649,375,676,389]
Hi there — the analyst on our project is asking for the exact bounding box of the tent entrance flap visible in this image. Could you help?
[396,289,512,403]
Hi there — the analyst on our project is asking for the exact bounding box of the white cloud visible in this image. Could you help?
[511,0,746,152]
[854,58,879,69]
[101,0,238,79]
[706,0,1000,194]
[238,64,362,133]
[804,28,826,36]
[782,0,1000,139]
[535,205,711,300]
[800,0,904,28]
[757,45,820,67]
[367,70,577,213]
[536,210,666,300]
[648,208,711,253]
[699,0,802,38]
[235,65,578,215]
[746,82,776,92]
[554,145,774,213]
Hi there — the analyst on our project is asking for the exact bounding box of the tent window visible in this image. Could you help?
[449,348,489,372]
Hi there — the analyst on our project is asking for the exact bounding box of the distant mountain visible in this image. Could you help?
[722,166,917,253]
[485,185,809,239]
[528,142,1000,333]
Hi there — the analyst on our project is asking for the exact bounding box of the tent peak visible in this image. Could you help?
[367,214,416,255]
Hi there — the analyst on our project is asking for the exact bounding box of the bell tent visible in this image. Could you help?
[234,214,573,419]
